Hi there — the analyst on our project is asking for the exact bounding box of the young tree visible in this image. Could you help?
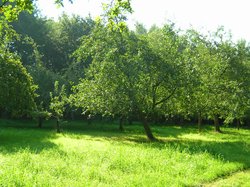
[50,81,67,133]
[31,104,51,128]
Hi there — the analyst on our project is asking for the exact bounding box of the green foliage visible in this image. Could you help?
[43,14,95,71]
[164,27,250,130]
[11,11,95,72]
[2,0,250,133]
[11,10,50,66]
[72,21,191,139]
[0,0,33,21]
[0,20,36,117]
[11,11,95,113]
[50,81,67,119]
[0,0,73,21]
[102,0,132,32]
[31,110,51,120]
[72,25,139,118]
[135,22,147,35]
[0,54,37,116]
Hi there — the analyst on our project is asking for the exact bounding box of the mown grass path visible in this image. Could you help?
[204,169,250,187]
[0,119,249,186]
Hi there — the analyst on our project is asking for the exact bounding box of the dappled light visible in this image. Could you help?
[0,120,249,186]
[1,0,250,186]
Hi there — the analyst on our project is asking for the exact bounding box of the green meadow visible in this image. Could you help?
[0,119,249,186]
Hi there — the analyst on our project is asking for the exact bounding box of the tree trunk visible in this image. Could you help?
[56,118,61,133]
[179,116,184,125]
[142,117,156,141]
[70,111,75,120]
[119,117,124,131]
[87,114,92,125]
[237,119,240,130]
[38,117,43,128]
[214,115,221,133]
[198,112,202,132]
[128,118,133,125]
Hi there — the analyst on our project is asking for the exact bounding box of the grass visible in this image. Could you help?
[205,170,250,187]
[0,119,249,186]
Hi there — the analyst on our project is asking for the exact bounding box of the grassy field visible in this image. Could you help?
[0,119,249,186]
[205,170,250,187]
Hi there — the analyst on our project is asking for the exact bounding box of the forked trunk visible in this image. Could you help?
[142,117,156,141]
[214,115,221,133]
[198,112,202,132]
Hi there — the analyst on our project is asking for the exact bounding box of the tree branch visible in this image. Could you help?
[0,0,8,9]
[154,87,177,107]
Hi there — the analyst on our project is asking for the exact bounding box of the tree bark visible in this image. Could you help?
[38,117,43,128]
[179,116,184,125]
[56,119,61,133]
[87,114,92,125]
[142,117,156,141]
[119,117,124,131]
[128,118,133,125]
[198,112,202,132]
[237,119,240,130]
[214,115,221,133]
[70,111,75,120]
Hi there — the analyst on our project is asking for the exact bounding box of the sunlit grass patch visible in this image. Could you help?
[205,170,250,187]
[0,120,249,186]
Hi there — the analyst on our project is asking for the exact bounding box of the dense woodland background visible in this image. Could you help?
[0,1,250,140]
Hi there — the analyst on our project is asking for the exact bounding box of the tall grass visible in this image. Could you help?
[0,119,249,186]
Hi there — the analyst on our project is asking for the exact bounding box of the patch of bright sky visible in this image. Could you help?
[37,0,250,41]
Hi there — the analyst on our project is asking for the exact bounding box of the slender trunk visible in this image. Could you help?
[70,111,75,120]
[214,115,221,133]
[198,112,202,132]
[38,117,43,128]
[142,117,156,141]
[56,118,61,133]
[237,119,240,130]
[87,119,92,125]
[87,115,92,125]
[128,118,133,125]
[119,117,124,131]
[179,117,184,125]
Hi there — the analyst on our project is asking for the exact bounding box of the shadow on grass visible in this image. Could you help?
[62,122,250,169]
[0,127,58,155]
[154,140,249,167]
[0,119,249,169]
[219,129,250,137]
[96,135,250,169]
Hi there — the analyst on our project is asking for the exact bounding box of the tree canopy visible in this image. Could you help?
[0,0,250,139]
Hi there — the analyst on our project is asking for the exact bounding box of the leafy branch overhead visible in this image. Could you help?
[102,0,132,32]
[0,0,73,21]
